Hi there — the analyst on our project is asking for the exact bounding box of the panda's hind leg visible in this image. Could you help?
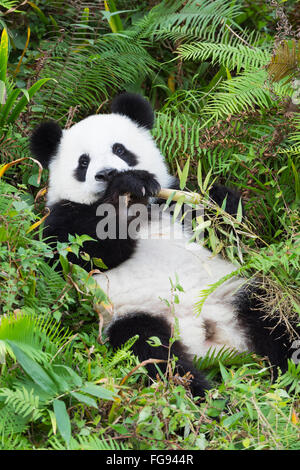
[234,282,300,376]
[107,312,210,398]
[209,183,243,217]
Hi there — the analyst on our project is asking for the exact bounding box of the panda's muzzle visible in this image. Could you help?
[95,168,117,182]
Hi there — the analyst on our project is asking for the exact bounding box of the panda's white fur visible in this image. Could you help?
[96,211,248,358]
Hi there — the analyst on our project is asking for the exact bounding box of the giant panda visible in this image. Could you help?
[30,92,299,397]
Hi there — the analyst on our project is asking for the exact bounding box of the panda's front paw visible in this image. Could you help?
[104,170,161,202]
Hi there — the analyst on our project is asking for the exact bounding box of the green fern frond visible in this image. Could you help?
[0,313,73,364]
[0,404,28,436]
[201,70,292,123]
[280,113,300,151]
[135,0,241,42]
[23,261,68,311]
[278,145,300,156]
[37,31,156,121]
[177,42,270,72]
[106,334,139,371]
[153,111,203,168]
[194,267,247,317]
[50,434,129,450]
[194,345,255,371]
[0,1,18,9]
[0,386,43,420]
[277,360,300,393]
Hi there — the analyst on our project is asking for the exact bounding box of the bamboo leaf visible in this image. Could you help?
[177,157,190,190]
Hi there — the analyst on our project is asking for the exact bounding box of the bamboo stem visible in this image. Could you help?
[158,188,203,205]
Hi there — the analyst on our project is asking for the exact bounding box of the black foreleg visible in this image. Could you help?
[107,313,210,397]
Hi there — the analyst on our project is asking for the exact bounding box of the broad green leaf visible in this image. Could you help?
[20,88,30,102]
[53,399,71,447]
[8,341,57,395]
[146,336,162,347]
[28,2,49,25]
[236,198,243,223]
[92,257,108,269]
[70,391,98,409]
[48,409,57,435]
[197,160,203,191]
[81,383,116,401]
[203,168,212,191]
[52,364,83,389]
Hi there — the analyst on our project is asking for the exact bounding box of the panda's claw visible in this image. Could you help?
[104,169,160,201]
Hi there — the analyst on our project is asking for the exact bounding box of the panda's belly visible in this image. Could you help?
[96,237,226,315]
[94,219,249,357]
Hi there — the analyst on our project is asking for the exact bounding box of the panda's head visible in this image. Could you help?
[30,93,173,206]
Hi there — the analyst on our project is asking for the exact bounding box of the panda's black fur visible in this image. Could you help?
[30,93,299,397]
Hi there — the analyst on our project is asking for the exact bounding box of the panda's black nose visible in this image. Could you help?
[95,168,117,182]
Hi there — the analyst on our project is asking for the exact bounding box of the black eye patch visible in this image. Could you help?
[112,143,138,167]
[74,153,90,182]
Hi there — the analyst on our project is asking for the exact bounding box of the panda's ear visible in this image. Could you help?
[111,92,154,130]
[30,121,62,168]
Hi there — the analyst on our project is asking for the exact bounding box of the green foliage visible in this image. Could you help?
[133,0,241,42]
[50,434,129,450]
[0,1,18,10]
[204,364,300,450]
[194,346,255,374]
[200,69,292,123]
[277,360,300,394]
[178,41,270,72]
[0,28,51,135]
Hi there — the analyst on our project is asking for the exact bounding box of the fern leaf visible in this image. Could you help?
[194,267,247,316]
[277,360,300,393]
[267,40,300,82]
[137,0,241,42]
[178,42,270,72]
[201,70,292,123]
[0,386,43,420]
[194,345,255,370]
[50,434,129,450]
[0,313,73,364]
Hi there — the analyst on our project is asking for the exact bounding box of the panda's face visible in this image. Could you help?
[30,93,174,206]
[45,113,171,206]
